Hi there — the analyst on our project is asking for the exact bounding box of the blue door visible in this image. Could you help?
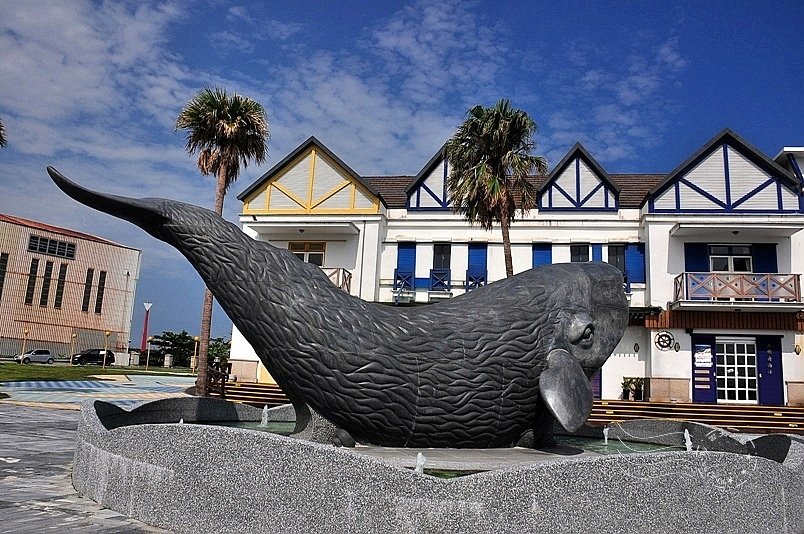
[466,243,487,290]
[691,334,717,403]
[756,335,784,405]
[532,243,552,267]
[394,242,416,290]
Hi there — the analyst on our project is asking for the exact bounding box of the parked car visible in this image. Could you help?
[14,349,55,365]
[71,349,115,366]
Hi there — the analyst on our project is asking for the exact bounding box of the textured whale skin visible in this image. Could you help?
[48,167,628,448]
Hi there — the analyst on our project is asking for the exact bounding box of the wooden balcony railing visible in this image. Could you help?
[673,272,802,302]
[321,267,352,293]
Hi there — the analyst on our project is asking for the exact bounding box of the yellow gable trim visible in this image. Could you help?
[243,146,381,215]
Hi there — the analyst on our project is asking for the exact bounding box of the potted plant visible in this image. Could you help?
[631,377,645,401]
[621,378,632,400]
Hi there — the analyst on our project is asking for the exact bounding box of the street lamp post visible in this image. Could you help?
[21,328,30,356]
[192,336,200,374]
[102,331,111,370]
[145,336,153,371]
[140,302,153,352]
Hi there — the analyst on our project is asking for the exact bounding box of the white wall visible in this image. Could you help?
[601,326,649,399]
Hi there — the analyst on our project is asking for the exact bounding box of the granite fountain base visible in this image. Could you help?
[73,397,804,534]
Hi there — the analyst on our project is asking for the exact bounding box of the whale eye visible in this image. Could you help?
[567,313,595,348]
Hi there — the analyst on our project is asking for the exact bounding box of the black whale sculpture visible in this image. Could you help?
[48,167,628,448]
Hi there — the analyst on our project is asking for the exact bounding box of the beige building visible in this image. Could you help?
[0,213,141,358]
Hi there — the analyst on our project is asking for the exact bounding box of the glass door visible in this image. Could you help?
[715,338,757,403]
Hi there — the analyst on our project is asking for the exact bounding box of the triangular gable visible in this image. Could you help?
[539,143,619,211]
[238,136,383,215]
[406,143,451,210]
[648,129,801,213]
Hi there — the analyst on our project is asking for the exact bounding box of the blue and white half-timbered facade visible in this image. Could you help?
[649,130,801,214]
[231,128,804,408]
[539,143,619,211]
[406,145,452,211]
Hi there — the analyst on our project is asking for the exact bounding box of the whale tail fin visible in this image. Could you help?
[47,166,168,232]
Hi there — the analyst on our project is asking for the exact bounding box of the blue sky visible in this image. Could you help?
[0,0,802,341]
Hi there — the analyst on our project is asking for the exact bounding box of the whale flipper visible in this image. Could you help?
[539,349,594,432]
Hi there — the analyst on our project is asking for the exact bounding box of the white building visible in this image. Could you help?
[0,213,141,358]
[230,129,804,407]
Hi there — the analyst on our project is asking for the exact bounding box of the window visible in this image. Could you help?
[28,235,76,260]
[24,259,39,305]
[433,243,451,270]
[53,263,68,309]
[81,268,94,312]
[709,245,752,272]
[39,261,54,307]
[608,245,626,274]
[0,253,8,301]
[289,242,325,266]
[570,244,590,263]
[94,271,107,314]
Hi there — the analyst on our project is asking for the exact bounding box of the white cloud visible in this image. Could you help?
[538,35,687,167]
[0,1,693,336]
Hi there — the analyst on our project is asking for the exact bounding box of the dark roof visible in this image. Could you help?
[0,213,128,247]
[648,128,799,198]
[365,176,415,208]
[378,172,661,210]
[238,129,793,213]
[610,174,665,208]
[237,136,386,207]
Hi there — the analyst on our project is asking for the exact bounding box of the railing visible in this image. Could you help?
[321,267,352,293]
[207,362,229,398]
[429,268,451,292]
[393,269,414,291]
[465,269,487,291]
[673,272,802,302]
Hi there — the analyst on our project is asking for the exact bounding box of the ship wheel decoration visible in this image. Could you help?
[654,331,674,350]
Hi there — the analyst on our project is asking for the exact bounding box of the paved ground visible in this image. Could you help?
[0,374,197,408]
[0,404,170,533]
[0,375,193,531]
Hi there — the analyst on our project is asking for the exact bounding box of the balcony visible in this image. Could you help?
[671,272,804,312]
[428,268,452,301]
[321,267,352,293]
[465,269,487,291]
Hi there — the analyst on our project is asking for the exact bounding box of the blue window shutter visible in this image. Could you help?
[592,244,602,262]
[752,244,777,273]
[397,242,416,273]
[684,243,709,272]
[625,243,645,284]
[467,243,487,274]
[532,243,552,267]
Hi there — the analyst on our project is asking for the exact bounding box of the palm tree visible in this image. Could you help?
[0,116,7,148]
[446,99,547,278]
[176,87,268,395]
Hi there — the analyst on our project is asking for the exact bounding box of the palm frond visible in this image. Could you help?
[446,98,546,230]
[176,86,269,190]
